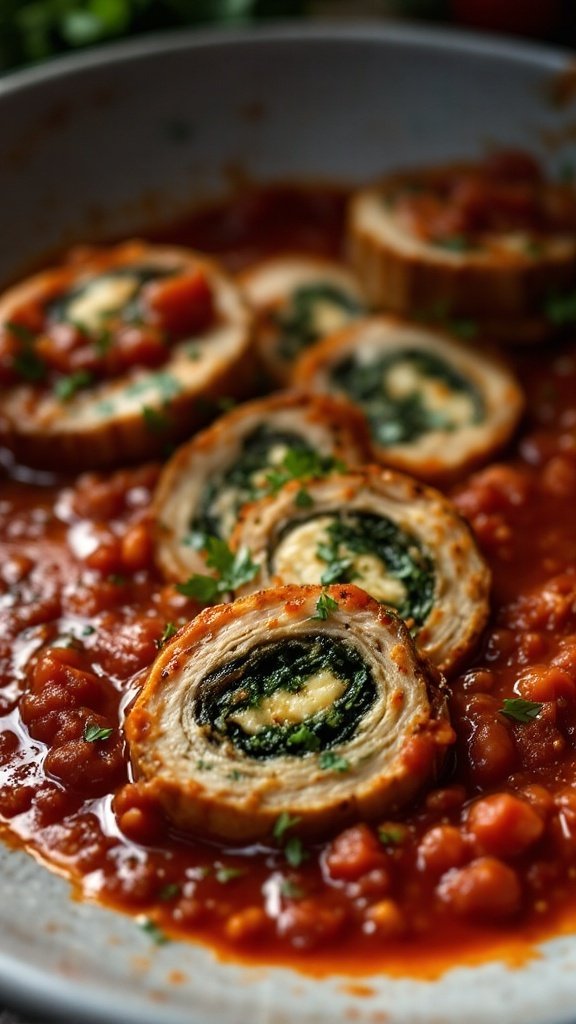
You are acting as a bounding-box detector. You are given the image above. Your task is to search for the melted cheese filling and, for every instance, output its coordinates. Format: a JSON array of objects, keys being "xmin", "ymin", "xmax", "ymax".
[
  {"xmin": 273, "ymin": 515, "xmax": 407, "ymax": 607},
  {"xmin": 385, "ymin": 360, "xmax": 476, "ymax": 427},
  {"xmin": 309, "ymin": 297, "xmax": 354, "ymax": 337},
  {"xmin": 66, "ymin": 274, "xmax": 140, "ymax": 331},
  {"xmin": 228, "ymin": 668, "xmax": 346, "ymax": 735}
]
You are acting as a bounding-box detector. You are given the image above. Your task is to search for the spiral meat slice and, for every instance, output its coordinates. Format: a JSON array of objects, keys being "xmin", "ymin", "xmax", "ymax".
[
  {"xmin": 293, "ymin": 316, "xmax": 523, "ymax": 483},
  {"xmin": 231, "ymin": 466, "xmax": 490, "ymax": 673},
  {"xmin": 0, "ymin": 241, "xmax": 253, "ymax": 468},
  {"xmin": 152, "ymin": 391, "xmax": 371, "ymax": 581},
  {"xmin": 238, "ymin": 255, "xmax": 366, "ymax": 383},
  {"xmin": 126, "ymin": 584, "xmax": 454, "ymax": 841},
  {"xmin": 348, "ymin": 155, "xmax": 576, "ymax": 344}
]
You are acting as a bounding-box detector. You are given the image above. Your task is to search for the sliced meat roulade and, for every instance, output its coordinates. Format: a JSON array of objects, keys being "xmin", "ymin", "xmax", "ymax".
[
  {"xmin": 126, "ymin": 584, "xmax": 454, "ymax": 842},
  {"xmin": 153, "ymin": 391, "xmax": 371, "ymax": 582},
  {"xmin": 231, "ymin": 466, "xmax": 490, "ymax": 673},
  {"xmin": 348, "ymin": 152, "xmax": 576, "ymax": 344},
  {"xmin": 238, "ymin": 254, "xmax": 366, "ymax": 383},
  {"xmin": 0, "ymin": 240, "xmax": 253, "ymax": 468},
  {"xmin": 293, "ymin": 316, "xmax": 523, "ymax": 483}
]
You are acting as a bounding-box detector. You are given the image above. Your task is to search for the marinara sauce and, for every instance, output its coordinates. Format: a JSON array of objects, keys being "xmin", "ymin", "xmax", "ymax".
[{"xmin": 1, "ymin": 186, "xmax": 576, "ymax": 977}]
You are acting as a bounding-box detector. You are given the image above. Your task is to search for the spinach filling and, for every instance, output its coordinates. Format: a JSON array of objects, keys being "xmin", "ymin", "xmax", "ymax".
[
  {"xmin": 276, "ymin": 511, "xmax": 435, "ymax": 627},
  {"xmin": 191, "ymin": 426, "xmax": 315, "ymax": 540},
  {"xmin": 47, "ymin": 265, "xmax": 175, "ymax": 332},
  {"xmin": 275, "ymin": 283, "xmax": 364, "ymax": 362},
  {"xmin": 330, "ymin": 349, "xmax": 484, "ymax": 446},
  {"xmin": 194, "ymin": 635, "xmax": 376, "ymax": 759}
]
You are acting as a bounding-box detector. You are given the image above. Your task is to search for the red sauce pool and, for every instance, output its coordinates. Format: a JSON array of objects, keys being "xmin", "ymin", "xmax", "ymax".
[{"xmin": 1, "ymin": 186, "xmax": 576, "ymax": 976}]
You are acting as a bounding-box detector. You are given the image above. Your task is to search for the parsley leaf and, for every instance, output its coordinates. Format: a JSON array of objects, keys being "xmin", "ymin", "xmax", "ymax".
[
  {"xmin": 284, "ymin": 836, "xmax": 308, "ymax": 869},
  {"xmin": 378, "ymin": 824, "xmax": 406, "ymax": 847},
  {"xmin": 265, "ymin": 449, "xmax": 346, "ymax": 497},
  {"xmin": 215, "ymin": 865, "xmax": 246, "ymax": 884},
  {"xmin": 142, "ymin": 404, "xmax": 170, "ymax": 433},
  {"xmin": 312, "ymin": 591, "xmax": 339, "ymax": 621},
  {"xmin": 158, "ymin": 883, "xmax": 180, "ymax": 902},
  {"xmin": 545, "ymin": 290, "xmax": 576, "ymax": 327},
  {"xmin": 500, "ymin": 697, "xmax": 543, "ymax": 724},
  {"xmin": 6, "ymin": 320, "xmax": 46, "ymax": 382},
  {"xmin": 176, "ymin": 538, "xmax": 258, "ymax": 604},
  {"xmin": 280, "ymin": 878, "xmax": 304, "ymax": 899},
  {"xmin": 156, "ymin": 621, "xmax": 178, "ymax": 649},
  {"xmin": 273, "ymin": 812, "xmax": 301, "ymax": 842},
  {"xmin": 54, "ymin": 369, "xmax": 94, "ymax": 402},
  {"xmin": 139, "ymin": 918, "xmax": 170, "ymax": 946},
  {"xmin": 84, "ymin": 722, "xmax": 113, "ymax": 743},
  {"xmin": 294, "ymin": 487, "xmax": 314, "ymax": 508},
  {"xmin": 319, "ymin": 751, "xmax": 350, "ymax": 773}
]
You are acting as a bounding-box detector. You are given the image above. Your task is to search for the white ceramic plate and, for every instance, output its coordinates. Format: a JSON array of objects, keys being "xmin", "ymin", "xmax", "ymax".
[{"xmin": 1, "ymin": 22, "xmax": 576, "ymax": 1024}]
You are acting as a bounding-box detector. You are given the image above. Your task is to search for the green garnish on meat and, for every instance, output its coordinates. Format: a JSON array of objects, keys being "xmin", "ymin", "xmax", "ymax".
[{"xmin": 275, "ymin": 282, "xmax": 364, "ymax": 361}]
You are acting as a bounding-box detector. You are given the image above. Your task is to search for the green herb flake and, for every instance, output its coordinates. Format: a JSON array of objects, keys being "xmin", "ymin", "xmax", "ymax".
[
  {"xmin": 84, "ymin": 722, "xmax": 113, "ymax": 743},
  {"xmin": 265, "ymin": 449, "xmax": 346, "ymax": 497},
  {"xmin": 176, "ymin": 539, "xmax": 259, "ymax": 604},
  {"xmin": 318, "ymin": 751, "xmax": 350, "ymax": 773},
  {"xmin": 284, "ymin": 836, "xmax": 308, "ymax": 869},
  {"xmin": 280, "ymin": 879, "xmax": 304, "ymax": 900},
  {"xmin": 142, "ymin": 404, "xmax": 170, "ymax": 434},
  {"xmin": 108, "ymin": 573, "xmax": 127, "ymax": 587},
  {"xmin": 185, "ymin": 343, "xmax": 202, "ymax": 360},
  {"xmin": 545, "ymin": 291, "xmax": 576, "ymax": 327},
  {"xmin": 227, "ymin": 769, "xmax": 245, "ymax": 781},
  {"xmin": 294, "ymin": 487, "xmax": 314, "ymax": 508},
  {"xmin": 287, "ymin": 724, "xmax": 320, "ymax": 752},
  {"xmin": 159, "ymin": 883, "xmax": 181, "ymax": 903},
  {"xmin": 139, "ymin": 918, "xmax": 170, "ymax": 946},
  {"xmin": 312, "ymin": 591, "xmax": 339, "ymax": 621},
  {"xmin": 500, "ymin": 697, "xmax": 543, "ymax": 724},
  {"xmin": 156, "ymin": 621, "xmax": 178, "ymax": 649},
  {"xmin": 273, "ymin": 812, "xmax": 301, "ymax": 842},
  {"xmin": 432, "ymin": 235, "xmax": 474, "ymax": 253},
  {"xmin": 196, "ymin": 759, "xmax": 213, "ymax": 771},
  {"xmin": 54, "ymin": 369, "xmax": 94, "ymax": 402},
  {"xmin": 215, "ymin": 865, "xmax": 246, "ymax": 884},
  {"xmin": 378, "ymin": 824, "xmax": 406, "ymax": 847},
  {"xmin": 82, "ymin": 624, "xmax": 96, "ymax": 636}
]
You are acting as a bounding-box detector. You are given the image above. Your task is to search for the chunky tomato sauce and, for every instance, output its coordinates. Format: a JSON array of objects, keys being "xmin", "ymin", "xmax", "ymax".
[{"xmin": 2, "ymin": 187, "xmax": 576, "ymax": 976}]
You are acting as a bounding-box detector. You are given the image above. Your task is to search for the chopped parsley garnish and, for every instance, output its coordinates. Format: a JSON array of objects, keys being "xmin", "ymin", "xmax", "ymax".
[
  {"xmin": 312, "ymin": 591, "xmax": 339, "ymax": 621},
  {"xmin": 432, "ymin": 235, "xmax": 475, "ymax": 253},
  {"xmin": 6, "ymin": 321, "xmax": 46, "ymax": 382},
  {"xmin": 84, "ymin": 722, "xmax": 113, "ymax": 743},
  {"xmin": 54, "ymin": 369, "xmax": 94, "ymax": 402},
  {"xmin": 141, "ymin": 404, "xmax": 170, "ymax": 433},
  {"xmin": 156, "ymin": 621, "xmax": 178, "ymax": 649},
  {"xmin": 265, "ymin": 449, "xmax": 346, "ymax": 497},
  {"xmin": 545, "ymin": 290, "xmax": 576, "ymax": 327},
  {"xmin": 158, "ymin": 883, "xmax": 181, "ymax": 902},
  {"xmin": 280, "ymin": 878, "xmax": 304, "ymax": 900},
  {"xmin": 284, "ymin": 836, "xmax": 308, "ymax": 869},
  {"xmin": 378, "ymin": 824, "xmax": 406, "ymax": 847},
  {"xmin": 273, "ymin": 812, "xmax": 301, "ymax": 842},
  {"xmin": 215, "ymin": 865, "xmax": 246, "ymax": 884},
  {"xmin": 294, "ymin": 487, "xmax": 314, "ymax": 508},
  {"xmin": 176, "ymin": 537, "xmax": 259, "ymax": 604},
  {"xmin": 318, "ymin": 751, "xmax": 350, "ymax": 773},
  {"xmin": 227, "ymin": 769, "xmax": 245, "ymax": 781},
  {"xmin": 500, "ymin": 697, "xmax": 543, "ymax": 724},
  {"xmin": 139, "ymin": 918, "xmax": 170, "ymax": 946},
  {"xmin": 287, "ymin": 724, "xmax": 321, "ymax": 752},
  {"xmin": 196, "ymin": 759, "xmax": 213, "ymax": 771}
]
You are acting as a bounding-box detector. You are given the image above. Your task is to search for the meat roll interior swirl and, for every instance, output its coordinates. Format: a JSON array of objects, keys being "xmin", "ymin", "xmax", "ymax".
[
  {"xmin": 293, "ymin": 315, "xmax": 524, "ymax": 482},
  {"xmin": 126, "ymin": 584, "xmax": 454, "ymax": 841},
  {"xmin": 153, "ymin": 391, "xmax": 371, "ymax": 581},
  {"xmin": 347, "ymin": 152, "xmax": 576, "ymax": 345},
  {"xmin": 0, "ymin": 241, "xmax": 253, "ymax": 468},
  {"xmin": 231, "ymin": 467, "xmax": 490, "ymax": 672},
  {"xmin": 238, "ymin": 254, "xmax": 366, "ymax": 384}
]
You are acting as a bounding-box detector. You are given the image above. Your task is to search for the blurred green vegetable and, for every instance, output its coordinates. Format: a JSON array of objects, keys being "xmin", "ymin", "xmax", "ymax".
[{"xmin": 0, "ymin": 0, "xmax": 307, "ymax": 71}]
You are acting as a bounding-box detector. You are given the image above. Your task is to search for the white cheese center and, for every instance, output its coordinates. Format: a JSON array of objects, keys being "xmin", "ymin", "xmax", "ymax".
[
  {"xmin": 309, "ymin": 297, "xmax": 354, "ymax": 337},
  {"xmin": 385, "ymin": 360, "xmax": 475, "ymax": 428},
  {"xmin": 229, "ymin": 668, "xmax": 346, "ymax": 735},
  {"xmin": 67, "ymin": 274, "xmax": 140, "ymax": 331},
  {"xmin": 273, "ymin": 515, "xmax": 407, "ymax": 607}
]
